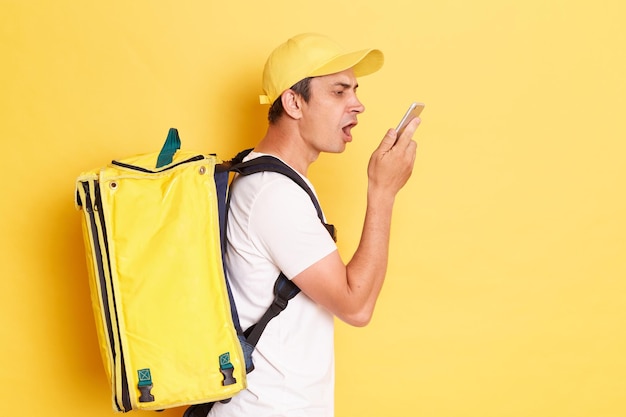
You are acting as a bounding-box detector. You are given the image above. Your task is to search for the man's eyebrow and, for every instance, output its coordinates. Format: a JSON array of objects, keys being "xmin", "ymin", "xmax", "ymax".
[{"xmin": 333, "ymin": 81, "xmax": 359, "ymax": 89}]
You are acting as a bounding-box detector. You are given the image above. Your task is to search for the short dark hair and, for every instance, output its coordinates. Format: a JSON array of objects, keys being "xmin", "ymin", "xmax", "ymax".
[{"xmin": 267, "ymin": 77, "xmax": 313, "ymax": 124}]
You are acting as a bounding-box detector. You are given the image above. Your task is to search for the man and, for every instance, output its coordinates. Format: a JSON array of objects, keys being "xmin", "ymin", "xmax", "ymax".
[{"xmin": 210, "ymin": 33, "xmax": 420, "ymax": 417}]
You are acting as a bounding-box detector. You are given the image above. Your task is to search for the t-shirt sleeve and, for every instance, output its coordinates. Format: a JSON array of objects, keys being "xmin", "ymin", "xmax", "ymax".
[{"xmin": 247, "ymin": 175, "xmax": 337, "ymax": 279}]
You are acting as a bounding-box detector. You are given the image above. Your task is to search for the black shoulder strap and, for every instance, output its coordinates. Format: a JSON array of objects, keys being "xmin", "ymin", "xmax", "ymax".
[
  {"xmin": 225, "ymin": 150, "xmax": 336, "ymax": 353},
  {"xmin": 230, "ymin": 153, "xmax": 337, "ymax": 240},
  {"xmin": 230, "ymin": 155, "xmax": 325, "ymax": 221},
  {"xmin": 243, "ymin": 273, "xmax": 300, "ymax": 347}
]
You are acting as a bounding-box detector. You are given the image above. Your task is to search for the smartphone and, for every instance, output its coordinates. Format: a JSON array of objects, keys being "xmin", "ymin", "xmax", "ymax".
[{"xmin": 395, "ymin": 102, "xmax": 425, "ymax": 138}]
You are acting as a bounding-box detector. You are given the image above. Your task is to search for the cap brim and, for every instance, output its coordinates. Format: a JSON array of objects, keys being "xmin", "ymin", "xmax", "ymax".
[{"xmin": 309, "ymin": 48, "xmax": 384, "ymax": 78}]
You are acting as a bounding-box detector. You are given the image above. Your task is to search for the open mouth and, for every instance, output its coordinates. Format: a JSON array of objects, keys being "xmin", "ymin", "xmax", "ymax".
[{"xmin": 342, "ymin": 120, "xmax": 358, "ymax": 140}]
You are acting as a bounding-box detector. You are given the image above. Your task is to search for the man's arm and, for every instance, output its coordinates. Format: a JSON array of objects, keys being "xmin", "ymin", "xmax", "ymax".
[{"xmin": 292, "ymin": 118, "xmax": 419, "ymax": 327}]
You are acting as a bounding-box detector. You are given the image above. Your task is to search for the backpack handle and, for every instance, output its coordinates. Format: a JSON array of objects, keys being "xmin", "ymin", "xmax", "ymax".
[{"xmin": 156, "ymin": 128, "xmax": 181, "ymax": 168}]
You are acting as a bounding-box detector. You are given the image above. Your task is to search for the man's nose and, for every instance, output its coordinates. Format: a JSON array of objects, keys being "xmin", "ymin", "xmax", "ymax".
[{"xmin": 351, "ymin": 97, "xmax": 365, "ymax": 114}]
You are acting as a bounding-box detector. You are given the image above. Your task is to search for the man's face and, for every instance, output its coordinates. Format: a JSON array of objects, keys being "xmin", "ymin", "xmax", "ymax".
[{"xmin": 299, "ymin": 68, "xmax": 365, "ymax": 154}]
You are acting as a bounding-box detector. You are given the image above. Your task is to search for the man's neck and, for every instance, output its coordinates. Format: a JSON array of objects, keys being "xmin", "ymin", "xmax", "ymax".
[{"xmin": 254, "ymin": 124, "xmax": 319, "ymax": 177}]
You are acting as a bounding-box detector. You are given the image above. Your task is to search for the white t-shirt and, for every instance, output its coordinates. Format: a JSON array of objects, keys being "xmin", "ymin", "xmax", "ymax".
[{"xmin": 210, "ymin": 152, "xmax": 338, "ymax": 417}]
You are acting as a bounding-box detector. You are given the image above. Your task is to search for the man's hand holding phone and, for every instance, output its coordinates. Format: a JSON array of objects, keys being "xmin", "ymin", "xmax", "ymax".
[{"xmin": 368, "ymin": 102, "xmax": 424, "ymax": 198}]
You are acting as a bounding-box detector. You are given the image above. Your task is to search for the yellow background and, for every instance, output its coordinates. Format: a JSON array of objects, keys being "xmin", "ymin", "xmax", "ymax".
[{"xmin": 1, "ymin": 1, "xmax": 624, "ymax": 416}]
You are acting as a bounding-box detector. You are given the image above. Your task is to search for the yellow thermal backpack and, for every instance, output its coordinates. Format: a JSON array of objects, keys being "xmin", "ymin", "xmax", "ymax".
[{"xmin": 75, "ymin": 128, "xmax": 331, "ymax": 412}]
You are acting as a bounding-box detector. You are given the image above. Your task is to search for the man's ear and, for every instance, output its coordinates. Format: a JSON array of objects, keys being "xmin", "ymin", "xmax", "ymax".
[{"xmin": 281, "ymin": 89, "xmax": 303, "ymax": 120}]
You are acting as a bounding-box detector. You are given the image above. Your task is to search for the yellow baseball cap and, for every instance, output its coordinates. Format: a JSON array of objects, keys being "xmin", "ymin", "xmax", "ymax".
[{"xmin": 259, "ymin": 33, "xmax": 384, "ymax": 104}]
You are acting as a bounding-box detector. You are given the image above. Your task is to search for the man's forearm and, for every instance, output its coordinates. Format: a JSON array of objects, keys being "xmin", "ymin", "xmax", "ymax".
[{"xmin": 345, "ymin": 191, "xmax": 396, "ymax": 325}]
